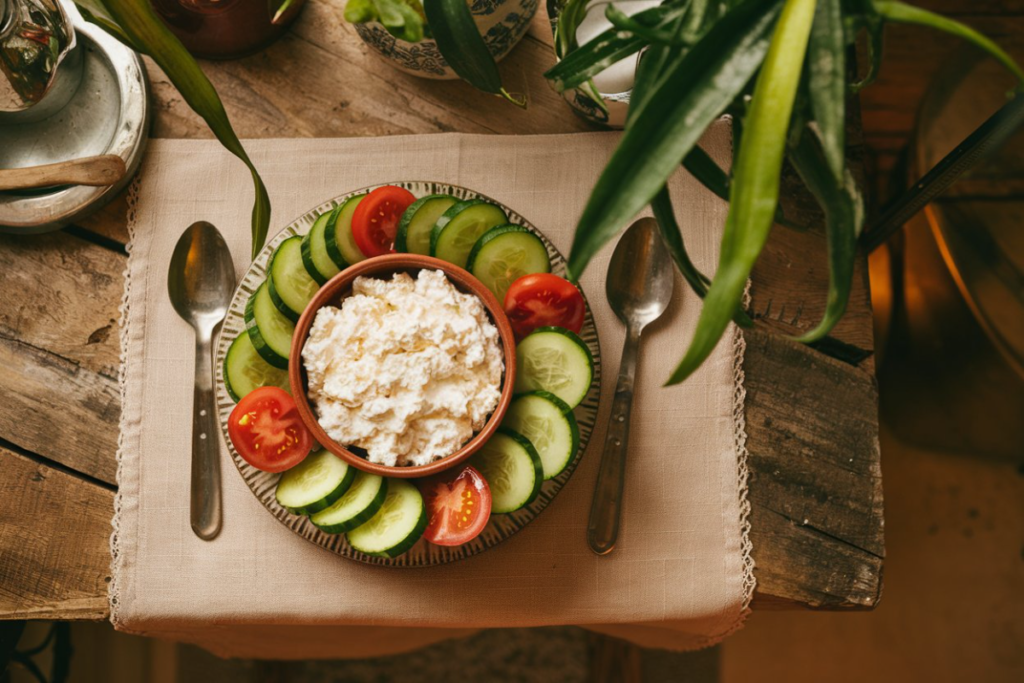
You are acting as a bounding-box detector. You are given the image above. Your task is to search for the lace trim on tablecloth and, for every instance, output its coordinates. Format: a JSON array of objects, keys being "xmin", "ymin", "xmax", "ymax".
[{"xmin": 109, "ymin": 174, "xmax": 141, "ymax": 628}]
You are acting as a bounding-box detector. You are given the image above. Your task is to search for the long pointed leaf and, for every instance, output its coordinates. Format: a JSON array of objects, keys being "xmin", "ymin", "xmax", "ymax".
[
  {"xmin": 75, "ymin": 1, "xmax": 136, "ymax": 47},
  {"xmin": 682, "ymin": 145, "xmax": 730, "ymax": 201},
  {"xmin": 423, "ymin": 0, "xmax": 524, "ymax": 106},
  {"xmin": 808, "ymin": 0, "xmax": 845, "ymax": 180},
  {"xmin": 99, "ymin": 0, "xmax": 271, "ymax": 259},
  {"xmin": 567, "ymin": 0, "xmax": 785, "ymax": 280},
  {"xmin": 652, "ymin": 186, "xmax": 755, "ymax": 327},
  {"xmin": 872, "ymin": 1, "xmax": 1024, "ymax": 82},
  {"xmin": 667, "ymin": 0, "xmax": 817, "ymax": 385},
  {"xmin": 789, "ymin": 124, "xmax": 864, "ymax": 342}
]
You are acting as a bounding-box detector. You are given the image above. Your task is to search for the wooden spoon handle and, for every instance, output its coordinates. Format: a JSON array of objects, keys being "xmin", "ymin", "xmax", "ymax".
[{"xmin": 0, "ymin": 155, "xmax": 127, "ymax": 191}]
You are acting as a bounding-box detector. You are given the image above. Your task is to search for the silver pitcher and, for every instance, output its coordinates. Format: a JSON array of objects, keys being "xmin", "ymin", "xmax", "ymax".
[{"xmin": 0, "ymin": 0, "xmax": 81, "ymax": 122}]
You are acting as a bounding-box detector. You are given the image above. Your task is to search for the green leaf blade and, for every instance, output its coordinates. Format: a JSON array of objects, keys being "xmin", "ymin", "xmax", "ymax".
[
  {"xmin": 789, "ymin": 126, "xmax": 863, "ymax": 343},
  {"xmin": 668, "ymin": 0, "xmax": 818, "ymax": 386},
  {"xmin": 99, "ymin": 0, "xmax": 271, "ymax": 259},
  {"xmin": 566, "ymin": 0, "xmax": 785, "ymax": 281},
  {"xmin": 808, "ymin": 0, "xmax": 846, "ymax": 181},
  {"xmin": 424, "ymin": 0, "xmax": 508, "ymax": 100}
]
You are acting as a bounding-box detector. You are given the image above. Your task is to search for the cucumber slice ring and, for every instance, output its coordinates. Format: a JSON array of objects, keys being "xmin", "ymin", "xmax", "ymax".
[{"xmin": 215, "ymin": 181, "xmax": 603, "ymax": 568}]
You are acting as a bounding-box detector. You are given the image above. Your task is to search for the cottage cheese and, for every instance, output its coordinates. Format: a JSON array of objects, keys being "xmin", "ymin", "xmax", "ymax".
[{"xmin": 302, "ymin": 269, "xmax": 504, "ymax": 467}]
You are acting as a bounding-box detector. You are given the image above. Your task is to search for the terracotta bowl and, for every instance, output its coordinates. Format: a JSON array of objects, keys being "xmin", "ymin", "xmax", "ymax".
[{"xmin": 289, "ymin": 254, "xmax": 517, "ymax": 479}]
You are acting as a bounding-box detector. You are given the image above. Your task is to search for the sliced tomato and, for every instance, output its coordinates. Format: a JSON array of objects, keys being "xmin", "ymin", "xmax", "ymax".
[
  {"xmin": 227, "ymin": 386, "xmax": 313, "ymax": 473},
  {"xmin": 351, "ymin": 185, "xmax": 417, "ymax": 257},
  {"xmin": 503, "ymin": 273, "xmax": 586, "ymax": 340},
  {"xmin": 418, "ymin": 465, "xmax": 492, "ymax": 546}
]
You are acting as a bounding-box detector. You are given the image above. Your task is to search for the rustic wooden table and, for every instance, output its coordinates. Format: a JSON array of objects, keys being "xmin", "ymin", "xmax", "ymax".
[{"xmin": 0, "ymin": 3, "xmax": 883, "ymax": 621}]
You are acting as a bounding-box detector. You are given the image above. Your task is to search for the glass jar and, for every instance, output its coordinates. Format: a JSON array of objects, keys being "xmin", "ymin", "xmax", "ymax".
[{"xmin": 151, "ymin": 0, "xmax": 306, "ymax": 60}]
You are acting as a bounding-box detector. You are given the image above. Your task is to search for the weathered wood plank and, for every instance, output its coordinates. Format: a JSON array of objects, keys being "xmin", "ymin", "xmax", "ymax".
[
  {"xmin": 143, "ymin": 6, "xmax": 587, "ymax": 142},
  {"xmin": 0, "ymin": 231, "xmax": 123, "ymax": 484},
  {"xmin": 0, "ymin": 446, "xmax": 111, "ymax": 620},
  {"xmin": 0, "ymin": 232, "xmax": 123, "ymax": 379},
  {"xmin": 744, "ymin": 331, "xmax": 883, "ymax": 609}
]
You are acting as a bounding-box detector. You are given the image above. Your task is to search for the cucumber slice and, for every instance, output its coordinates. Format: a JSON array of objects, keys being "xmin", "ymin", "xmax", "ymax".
[
  {"xmin": 395, "ymin": 194, "xmax": 456, "ymax": 255},
  {"xmin": 501, "ymin": 391, "xmax": 579, "ymax": 480},
  {"xmin": 223, "ymin": 332, "xmax": 290, "ymax": 402},
  {"xmin": 466, "ymin": 224, "xmax": 551, "ymax": 302},
  {"xmin": 346, "ymin": 479, "xmax": 427, "ymax": 557},
  {"xmin": 244, "ymin": 282, "xmax": 295, "ymax": 369},
  {"xmin": 311, "ymin": 472, "xmax": 388, "ymax": 534},
  {"xmin": 430, "ymin": 199, "xmax": 508, "ymax": 268},
  {"xmin": 514, "ymin": 327, "xmax": 593, "ymax": 409},
  {"xmin": 275, "ymin": 449, "xmax": 355, "ymax": 515},
  {"xmin": 471, "ymin": 428, "xmax": 543, "ymax": 513},
  {"xmin": 301, "ymin": 212, "xmax": 341, "ymax": 285},
  {"xmin": 325, "ymin": 194, "xmax": 367, "ymax": 267},
  {"xmin": 268, "ymin": 236, "xmax": 320, "ymax": 322}
]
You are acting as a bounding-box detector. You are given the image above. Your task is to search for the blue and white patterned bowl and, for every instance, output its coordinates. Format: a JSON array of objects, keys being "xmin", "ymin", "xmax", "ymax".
[{"xmin": 354, "ymin": 0, "xmax": 539, "ymax": 80}]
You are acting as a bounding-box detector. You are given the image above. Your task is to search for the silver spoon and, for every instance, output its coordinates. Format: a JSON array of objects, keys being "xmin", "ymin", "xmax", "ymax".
[
  {"xmin": 587, "ymin": 217, "xmax": 675, "ymax": 555},
  {"xmin": 168, "ymin": 222, "xmax": 236, "ymax": 541}
]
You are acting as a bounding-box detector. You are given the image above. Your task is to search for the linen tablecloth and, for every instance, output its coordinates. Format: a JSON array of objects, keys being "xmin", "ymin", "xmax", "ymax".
[{"xmin": 110, "ymin": 125, "xmax": 754, "ymax": 658}]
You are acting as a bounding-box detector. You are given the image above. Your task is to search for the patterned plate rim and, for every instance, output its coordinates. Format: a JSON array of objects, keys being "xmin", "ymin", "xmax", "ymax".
[{"xmin": 215, "ymin": 181, "xmax": 603, "ymax": 567}]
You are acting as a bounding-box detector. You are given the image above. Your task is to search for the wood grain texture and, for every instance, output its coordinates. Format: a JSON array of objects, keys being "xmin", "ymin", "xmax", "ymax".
[
  {"xmin": 0, "ymin": 0, "xmax": 893, "ymax": 620},
  {"xmin": 0, "ymin": 232, "xmax": 123, "ymax": 485},
  {"xmin": 0, "ymin": 446, "xmax": 112, "ymax": 620},
  {"xmin": 743, "ymin": 331, "xmax": 884, "ymax": 609}
]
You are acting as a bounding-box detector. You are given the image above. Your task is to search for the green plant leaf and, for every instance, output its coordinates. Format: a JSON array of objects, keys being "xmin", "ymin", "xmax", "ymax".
[
  {"xmin": 566, "ymin": 0, "xmax": 784, "ymax": 281},
  {"xmin": 423, "ymin": 0, "xmax": 524, "ymax": 107},
  {"xmin": 652, "ymin": 186, "xmax": 755, "ymax": 327},
  {"xmin": 605, "ymin": 4, "xmax": 685, "ymax": 45},
  {"xmin": 97, "ymin": 0, "xmax": 270, "ymax": 260},
  {"xmin": 667, "ymin": 0, "xmax": 817, "ymax": 386},
  {"xmin": 554, "ymin": 0, "xmax": 591, "ymax": 58},
  {"xmin": 788, "ymin": 124, "xmax": 864, "ymax": 342},
  {"xmin": 74, "ymin": 0, "xmax": 137, "ymax": 48},
  {"xmin": 872, "ymin": 1, "xmax": 1024, "ymax": 82},
  {"xmin": 808, "ymin": 0, "xmax": 845, "ymax": 181},
  {"xmin": 845, "ymin": 14, "xmax": 883, "ymax": 93},
  {"xmin": 682, "ymin": 144, "xmax": 730, "ymax": 202}
]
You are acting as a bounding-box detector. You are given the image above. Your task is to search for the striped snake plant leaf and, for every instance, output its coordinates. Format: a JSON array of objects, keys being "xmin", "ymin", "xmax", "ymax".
[
  {"xmin": 667, "ymin": 0, "xmax": 818, "ymax": 385},
  {"xmin": 565, "ymin": 0, "xmax": 784, "ymax": 281},
  {"xmin": 89, "ymin": 0, "xmax": 271, "ymax": 260},
  {"xmin": 423, "ymin": 0, "xmax": 524, "ymax": 107},
  {"xmin": 808, "ymin": 0, "xmax": 846, "ymax": 181}
]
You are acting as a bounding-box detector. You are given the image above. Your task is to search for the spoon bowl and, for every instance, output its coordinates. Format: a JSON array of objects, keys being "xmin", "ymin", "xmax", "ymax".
[
  {"xmin": 168, "ymin": 221, "xmax": 236, "ymax": 329},
  {"xmin": 605, "ymin": 217, "xmax": 675, "ymax": 331}
]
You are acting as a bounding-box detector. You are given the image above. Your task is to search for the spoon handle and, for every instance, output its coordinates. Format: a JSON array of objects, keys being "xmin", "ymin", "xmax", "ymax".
[
  {"xmin": 190, "ymin": 328, "xmax": 222, "ymax": 540},
  {"xmin": 587, "ymin": 324, "xmax": 641, "ymax": 555}
]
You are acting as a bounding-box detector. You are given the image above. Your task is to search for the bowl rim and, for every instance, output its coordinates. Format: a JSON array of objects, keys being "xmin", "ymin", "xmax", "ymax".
[{"xmin": 288, "ymin": 253, "xmax": 517, "ymax": 479}]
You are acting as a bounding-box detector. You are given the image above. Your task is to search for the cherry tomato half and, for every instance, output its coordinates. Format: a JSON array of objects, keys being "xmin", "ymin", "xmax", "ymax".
[
  {"xmin": 227, "ymin": 386, "xmax": 313, "ymax": 473},
  {"xmin": 503, "ymin": 273, "xmax": 586, "ymax": 340},
  {"xmin": 418, "ymin": 465, "xmax": 492, "ymax": 546},
  {"xmin": 351, "ymin": 185, "xmax": 417, "ymax": 257}
]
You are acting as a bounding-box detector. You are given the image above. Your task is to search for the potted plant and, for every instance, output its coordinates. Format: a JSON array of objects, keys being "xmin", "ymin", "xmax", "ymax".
[
  {"xmin": 544, "ymin": 0, "xmax": 1023, "ymax": 384},
  {"xmin": 344, "ymin": 0, "xmax": 534, "ymax": 105}
]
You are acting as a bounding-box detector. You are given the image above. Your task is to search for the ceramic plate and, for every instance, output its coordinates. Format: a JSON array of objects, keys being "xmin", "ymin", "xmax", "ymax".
[{"xmin": 215, "ymin": 181, "xmax": 602, "ymax": 567}]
